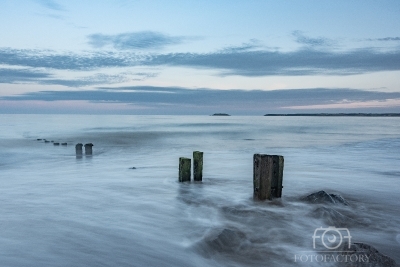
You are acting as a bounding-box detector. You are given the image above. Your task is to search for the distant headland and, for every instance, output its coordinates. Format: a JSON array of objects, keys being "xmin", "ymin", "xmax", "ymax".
[
  {"xmin": 212, "ymin": 113, "xmax": 231, "ymax": 116},
  {"xmin": 264, "ymin": 113, "xmax": 400, "ymax": 117}
]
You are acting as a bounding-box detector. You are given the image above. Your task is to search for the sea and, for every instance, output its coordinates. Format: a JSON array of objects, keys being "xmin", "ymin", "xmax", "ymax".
[{"xmin": 0, "ymin": 114, "xmax": 399, "ymax": 267}]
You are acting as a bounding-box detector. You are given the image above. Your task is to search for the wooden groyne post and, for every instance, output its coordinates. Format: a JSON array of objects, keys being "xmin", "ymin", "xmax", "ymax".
[
  {"xmin": 193, "ymin": 151, "xmax": 203, "ymax": 181},
  {"xmin": 179, "ymin": 157, "xmax": 191, "ymax": 182},
  {"xmin": 253, "ymin": 154, "xmax": 284, "ymax": 200},
  {"xmin": 84, "ymin": 143, "xmax": 93, "ymax": 155},
  {"xmin": 75, "ymin": 143, "xmax": 83, "ymax": 156}
]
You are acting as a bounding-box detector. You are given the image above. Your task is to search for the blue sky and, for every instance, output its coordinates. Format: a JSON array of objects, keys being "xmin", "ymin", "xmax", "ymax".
[{"xmin": 1, "ymin": 0, "xmax": 400, "ymax": 114}]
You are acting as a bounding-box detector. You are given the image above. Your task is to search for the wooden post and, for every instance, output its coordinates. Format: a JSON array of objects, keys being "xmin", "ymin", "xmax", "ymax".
[
  {"xmin": 271, "ymin": 155, "xmax": 284, "ymax": 198},
  {"xmin": 84, "ymin": 143, "xmax": 93, "ymax": 155},
  {"xmin": 179, "ymin": 157, "xmax": 191, "ymax": 182},
  {"xmin": 75, "ymin": 143, "xmax": 83, "ymax": 156},
  {"xmin": 253, "ymin": 154, "xmax": 270, "ymax": 200},
  {"xmin": 193, "ymin": 151, "xmax": 203, "ymax": 181},
  {"xmin": 253, "ymin": 154, "xmax": 284, "ymax": 200}
]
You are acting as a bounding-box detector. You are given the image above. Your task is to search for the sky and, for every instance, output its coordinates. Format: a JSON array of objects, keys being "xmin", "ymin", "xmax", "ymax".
[{"xmin": 1, "ymin": 0, "xmax": 400, "ymax": 115}]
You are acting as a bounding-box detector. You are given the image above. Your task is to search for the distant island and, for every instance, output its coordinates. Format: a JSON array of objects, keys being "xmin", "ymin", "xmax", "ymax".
[
  {"xmin": 264, "ymin": 113, "xmax": 400, "ymax": 117},
  {"xmin": 212, "ymin": 113, "xmax": 231, "ymax": 116}
]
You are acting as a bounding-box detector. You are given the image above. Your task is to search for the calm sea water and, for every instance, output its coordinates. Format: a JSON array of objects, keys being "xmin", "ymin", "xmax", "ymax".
[{"xmin": 0, "ymin": 115, "xmax": 399, "ymax": 267}]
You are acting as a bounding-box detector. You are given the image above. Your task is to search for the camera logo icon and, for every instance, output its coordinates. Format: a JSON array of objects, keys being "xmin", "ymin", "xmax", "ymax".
[{"xmin": 312, "ymin": 226, "xmax": 352, "ymax": 250}]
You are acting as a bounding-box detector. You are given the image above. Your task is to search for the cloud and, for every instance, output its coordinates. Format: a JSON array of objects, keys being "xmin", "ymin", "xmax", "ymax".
[
  {"xmin": 39, "ymin": 74, "xmax": 128, "ymax": 87},
  {"xmin": 3, "ymin": 86, "xmax": 400, "ymax": 112},
  {"xmin": 2, "ymin": 42, "xmax": 400, "ymax": 78},
  {"xmin": 0, "ymin": 48, "xmax": 133, "ymax": 70},
  {"xmin": 34, "ymin": 0, "xmax": 64, "ymax": 11},
  {"xmin": 222, "ymin": 39, "xmax": 263, "ymax": 53},
  {"xmin": 285, "ymin": 98, "xmax": 400, "ymax": 110},
  {"xmin": 38, "ymin": 72, "xmax": 157, "ymax": 87},
  {"xmin": 370, "ymin": 37, "xmax": 400, "ymax": 41},
  {"xmin": 88, "ymin": 31, "xmax": 185, "ymax": 50},
  {"xmin": 0, "ymin": 66, "xmax": 157, "ymax": 87},
  {"xmin": 292, "ymin": 31, "xmax": 334, "ymax": 47},
  {"xmin": 0, "ymin": 68, "xmax": 51, "ymax": 83},
  {"xmin": 145, "ymin": 48, "xmax": 400, "ymax": 76}
]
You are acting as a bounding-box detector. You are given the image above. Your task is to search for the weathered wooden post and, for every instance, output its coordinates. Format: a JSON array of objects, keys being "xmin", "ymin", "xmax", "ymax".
[
  {"xmin": 273, "ymin": 155, "xmax": 284, "ymax": 198},
  {"xmin": 179, "ymin": 157, "xmax": 191, "ymax": 182},
  {"xmin": 75, "ymin": 143, "xmax": 83, "ymax": 156},
  {"xmin": 253, "ymin": 154, "xmax": 284, "ymax": 200},
  {"xmin": 84, "ymin": 143, "xmax": 93, "ymax": 155},
  {"xmin": 193, "ymin": 151, "xmax": 203, "ymax": 181}
]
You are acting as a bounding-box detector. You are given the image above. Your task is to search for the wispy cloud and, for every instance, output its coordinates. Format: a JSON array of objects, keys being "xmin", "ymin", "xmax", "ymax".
[
  {"xmin": 0, "ymin": 68, "xmax": 51, "ymax": 83},
  {"xmin": 88, "ymin": 31, "xmax": 185, "ymax": 50},
  {"xmin": 285, "ymin": 98, "xmax": 400, "ymax": 110},
  {"xmin": 39, "ymin": 74, "xmax": 129, "ymax": 87},
  {"xmin": 38, "ymin": 72, "xmax": 157, "ymax": 87},
  {"xmin": 222, "ymin": 39, "xmax": 263, "ymax": 53},
  {"xmin": 34, "ymin": 0, "xmax": 64, "ymax": 11},
  {"xmin": 2, "ymin": 86, "xmax": 400, "ymax": 114},
  {"xmin": 2, "ymin": 38, "xmax": 400, "ymax": 80},
  {"xmin": 0, "ymin": 48, "xmax": 133, "ymax": 70},
  {"xmin": 369, "ymin": 37, "xmax": 400, "ymax": 42},
  {"xmin": 144, "ymin": 48, "xmax": 400, "ymax": 76},
  {"xmin": 292, "ymin": 31, "xmax": 334, "ymax": 47},
  {"xmin": 0, "ymin": 66, "xmax": 157, "ymax": 87}
]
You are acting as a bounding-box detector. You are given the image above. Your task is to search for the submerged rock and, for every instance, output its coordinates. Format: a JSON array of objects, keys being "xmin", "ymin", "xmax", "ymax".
[
  {"xmin": 202, "ymin": 228, "xmax": 246, "ymax": 253},
  {"xmin": 303, "ymin": 190, "xmax": 348, "ymax": 205},
  {"xmin": 129, "ymin": 167, "xmax": 137, "ymax": 169},
  {"xmin": 310, "ymin": 207, "xmax": 357, "ymax": 227},
  {"xmin": 339, "ymin": 242, "xmax": 396, "ymax": 267},
  {"xmin": 195, "ymin": 226, "xmax": 292, "ymax": 264}
]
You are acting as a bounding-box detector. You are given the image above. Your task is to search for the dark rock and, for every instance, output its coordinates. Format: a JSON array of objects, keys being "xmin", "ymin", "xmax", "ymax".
[
  {"xmin": 212, "ymin": 113, "xmax": 230, "ymax": 116},
  {"xmin": 53, "ymin": 142, "xmax": 60, "ymax": 146},
  {"xmin": 44, "ymin": 140, "xmax": 50, "ymax": 143},
  {"xmin": 37, "ymin": 138, "xmax": 42, "ymax": 141},
  {"xmin": 310, "ymin": 207, "xmax": 355, "ymax": 227},
  {"xmin": 61, "ymin": 143, "xmax": 67, "ymax": 146},
  {"xmin": 203, "ymin": 228, "xmax": 246, "ymax": 253},
  {"xmin": 303, "ymin": 190, "xmax": 348, "ymax": 205},
  {"xmin": 129, "ymin": 167, "xmax": 137, "ymax": 169},
  {"xmin": 329, "ymin": 193, "xmax": 348, "ymax": 205},
  {"xmin": 339, "ymin": 242, "xmax": 396, "ymax": 267}
]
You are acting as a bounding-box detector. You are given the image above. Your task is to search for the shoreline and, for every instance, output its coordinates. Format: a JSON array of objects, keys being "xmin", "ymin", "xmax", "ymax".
[{"xmin": 264, "ymin": 113, "xmax": 400, "ymax": 117}]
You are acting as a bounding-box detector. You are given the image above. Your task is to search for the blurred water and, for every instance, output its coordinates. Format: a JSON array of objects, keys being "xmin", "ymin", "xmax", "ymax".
[{"xmin": 0, "ymin": 115, "xmax": 399, "ymax": 266}]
